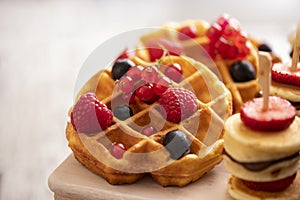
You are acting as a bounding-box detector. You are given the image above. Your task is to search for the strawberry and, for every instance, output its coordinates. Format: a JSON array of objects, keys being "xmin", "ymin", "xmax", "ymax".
[
  {"xmin": 71, "ymin": 92, "xmax": 113, "ymax": 134},
  {"xmin": 240, "ymin": 96, "xmax": 296, "ymax": 132},
  {"xmin": 159, "ymin": 88, "xmax": 198, "ymax": 123},
  {"xmin": 272, "ymin": 63, "xmax": 300, "ymax": 87},
  {"xmin": 145, "ymin": 38, "xmax": 183, "ymax": 62},
  {"xmin": 242, "ymin": 173, "xmax": 297, "ymax": 192}
]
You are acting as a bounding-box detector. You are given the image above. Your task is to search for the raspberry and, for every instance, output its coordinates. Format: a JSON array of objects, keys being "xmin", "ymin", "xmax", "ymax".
[
  {"xmin": 71, "ymin": 92, "xmax": 113, "ymax": 134},
  {"xmin": 240, "ymin": 96, "xmax": 296, "ymax": 132},
  {"xmin": 159, "ymin": 88, "xmax": 198, "ymax": 123},
  {"xmin": 272, "ymin": 63, "xmax": 300, "ymax": 87}
]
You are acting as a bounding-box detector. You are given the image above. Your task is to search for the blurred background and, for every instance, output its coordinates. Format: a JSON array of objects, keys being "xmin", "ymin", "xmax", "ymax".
[{"xmin": 0, "ymin": 0, "xmax": 299, "ymax": 199}]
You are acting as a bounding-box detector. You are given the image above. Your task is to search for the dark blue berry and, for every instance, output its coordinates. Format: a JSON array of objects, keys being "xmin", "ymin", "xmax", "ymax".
[
  {"xmin": 230, "ymin": 60, "xmax": 256, "ymax": 82},
  {"xmin": 163, "ymin": 130, "xmax": 190, "ymax": 160},
  {"xmin": 258, "ymin": 43, "xmax": 272, "ymax": 53},
  {"xmin": 112, "ymin": 59, "xmax": 135, "ymax": 80},
  {"xmin": 113, "ymin": 105, "xmax": 133, "ymax": 120}
]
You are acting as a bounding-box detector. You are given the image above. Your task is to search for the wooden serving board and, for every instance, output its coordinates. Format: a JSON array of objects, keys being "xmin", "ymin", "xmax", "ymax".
[{"xmin": 48, "ymin": 155, "xmax": 232, "ymax": 200}]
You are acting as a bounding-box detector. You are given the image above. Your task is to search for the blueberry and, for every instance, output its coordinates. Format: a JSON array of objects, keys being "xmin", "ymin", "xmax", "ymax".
[
  {"xmin": 258, "ymin": 43, "xmax": 272, "ymax": 53},
  {"xmin": 163, "ymin": 130, "xmax": 190, "ymax": 160},
  {"xmin": 230, "ymin": 60, "xmax": 256, "ymax": 82},
  {"xmin": 113, "ymin": 105, "xmax": 133, "ymax": 120},
  {"xmin": 112, "ymin": 59, "xmax": 135, "ymax": 80}
]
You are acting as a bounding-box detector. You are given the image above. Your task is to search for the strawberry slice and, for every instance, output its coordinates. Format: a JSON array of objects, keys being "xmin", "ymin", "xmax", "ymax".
[
  {"xmin": 240, "ymin": 96, "xmax": 296, "ymax": 131},
  {"xmin": 242, "ymin": 173, "xmax": 297, "ymax": 192},
  {"xmin": 272, "ymin": 63, "xmax": 300, "ymax": 87}
]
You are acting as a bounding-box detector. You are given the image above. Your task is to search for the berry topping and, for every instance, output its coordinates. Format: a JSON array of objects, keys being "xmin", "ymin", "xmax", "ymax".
[
  {"xmin": 272, "ymin": 63, "xmax": 300, "ymax": 87},
  {"xmin": 159, "ymin": 88, "xmax": 198, "ymax": 123},
  {"xmin": 163, "ymin": 63, "xmax": 183, "ymax": 83},
  {"xmin": 240, "ymin": 96, "xmax": 296, "ymax": 132},
  {"xmin": 242, "ymin": 173, "xmax": 297, "ymax": 192},
  {"xmin": 113, "ymin": 104, "xmax": 133, "ymax": 121},
  {"xmin": 163, "ymin": 130, "xmax": 190, "ymax": 160},
  {"xmin": 110, "ymin": 143, "xmax": 127, "ymax": 159},
  {"xmin": 126, "ymin": 65, "xmax": 143, "ymax": 82},
  {"xmin": 230, "ymin": 60, "xmax": 256, "ymax": 82},
  {"xmin": 204, "ymin": 14, "xmax": 250, "ymax": 60},
  {"xmin": 122, "ymin": 92, "xmax": 136, "ymax": 104},
  {"xmin": 141, "ymin": 125, "xmax": 157, "ymax": 137},
  {"xmin": 118, "ymin": 76, "xmax": 134, "ymax": 93},
  {"xmin": 258, "ymin": 43, "xmax": 272, "ymax": 53},
  {"xmin": 145, "ymin": 38, "xmax": 183, "ymax": 62},
  {"xmin": 71, "ymin": 93, "xmax": 113, "ymax": 134},
  {"xmin": 135, "ymin": 83, "xmax": 158, "ymax": 103},
  {"xmin": 112, "ymin": 59, "xmax": 135, "ymax": 80},
  {"xmin": 141, "ymin": 66, "xmax": 159, "ymax": 83},
  {"xmin": 178, "ymin": 25, "xmax": 197, "ymax": 41},
  {"xmin": 153, "ymin": 76, "xmax": 172, "ymax": 96}
]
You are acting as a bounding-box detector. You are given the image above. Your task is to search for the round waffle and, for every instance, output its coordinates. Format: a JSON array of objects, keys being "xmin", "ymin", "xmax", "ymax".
[
  {"xmin": 137, "ymin": 19, "xmax": 260, "ymax": 113},
  {"xmin": 66, "ymin": 55, "xmax": 232, "ymax": 186}
]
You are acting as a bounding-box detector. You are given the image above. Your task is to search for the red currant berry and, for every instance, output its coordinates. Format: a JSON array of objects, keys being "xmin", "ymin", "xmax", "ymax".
[
  {"xmin": 216, "ymin": 14, "xmax": 230, "ymax": 29},
  {"xmin": 126, "ymin": 65, "xmax": 143, "ymax": 82},
  {"xmin": 110, "ymin": 143, "xmax": 126, "ymax": 159},
  {"xmin": 141, "ymin": 125, "xmax": 157, "ymax": 136},
  {"xmin": 141, "ymin": 66, "xmax": 158, "ymax": 83},
  {"xmin": 178, "ymin": 25, "xmax": 197, "ymax": 41},
  {"xmin": 164, "ymin": 63, "xmax": 183, "ymax": 83},
  {"xmin": 118, "ymin": 76, "xmax": 134, "ymax": 93},
  {"xmin": 122, "ymin": 92, "xmax": 136, "ymax": 104},
  {"xmin": 223, "ymin": 24, "xmax": 240, "ymax": 38},
  {"xmin": 153, "ymin": 76, "xmax": 172, "ymax": 96},
  {"xmin": 135, "ymin": 83, "xmax": 156, "ymax": 102},
  {"xmin": 206, "ymin": 23, "xmax": 222, "ymax": 42}
]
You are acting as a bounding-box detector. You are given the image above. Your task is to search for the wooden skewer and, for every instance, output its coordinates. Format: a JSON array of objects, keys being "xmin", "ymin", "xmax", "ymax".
[
  {"xmin": 258, "ymin": 52, "xmax": 272, "ymax": 111},
  {"xmin": 291, "ymin": 20, "xmax": 300, "ymax": 72}
]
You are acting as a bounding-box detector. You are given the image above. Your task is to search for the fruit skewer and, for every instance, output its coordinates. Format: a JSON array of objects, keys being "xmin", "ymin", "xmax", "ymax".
[
  {"xmin": 291, "ymin": 20, "xmax": 300, "ymax": 72},
  {"xmin": 257, "ymin": 52, "xmax": 272, "ymax": 110}
]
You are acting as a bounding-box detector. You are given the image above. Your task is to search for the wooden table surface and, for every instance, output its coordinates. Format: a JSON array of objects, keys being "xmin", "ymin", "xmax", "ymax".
[{"xmin": 0, "ymin": 1, "xmax": 299, "ymax": 200}]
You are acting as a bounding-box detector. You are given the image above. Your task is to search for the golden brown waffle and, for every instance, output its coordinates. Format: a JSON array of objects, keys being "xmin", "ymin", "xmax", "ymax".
[
  {"xmin": 66, "ymin": 55, "xmax": 232, "ymax": 186},
  {"xmin": 137, "ymin": 20, "xmax": 260, "ymax": 113}
]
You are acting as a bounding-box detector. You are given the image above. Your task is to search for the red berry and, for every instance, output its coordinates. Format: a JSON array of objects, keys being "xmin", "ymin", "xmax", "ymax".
[
  {"xmin": 206, "ymin": 23, "xmax": 223, "ymax": 42},
  {"xmin": 240, "ymin": 96, "xmax": 296, "ymax": 132},
  {"xmin": 118, "ymin": 76, "xmax": 134, "ymax": 93},
  {"xmin": 223, "ymin": 24, "xmax": 240, "ymax": 37},
  {"xmin": 178, "ymin": 25, "xmax": 197, "ymax": 41},
  {"xmin": 242, "ymin": 173, "xmax": 297, "ymax": 192},
  {"xmin": 71, "ymin": 93, "xmax": 113, "ymax": 134},
  {"xmin": 216, "ymin": 14, "xmax": 230, "ymax": 29},
  {"xmin": 126, "ymin": 65, "xmax": 143, "ymax": 82},
  {"xmin": 153, "ymin": 76, "xmax": 172, "ymax": 96},
  {"xmin": 141, "ymin": 66, "xmax": 158, "ymax": 83},
  {"xmin": 141, "ymin": 125, "xmax": 157, "ymax": 136},
  {"xmin": 110, "ymin": 143, "xmax": 127, "ymax": 159},
  {"xmin": 145, "ymin": 38, "xmax": 183, "ymax": 62},
  {"xmin": 272, "ymin": 63, "xmax": 300, "ymax": 87},
  {"xmin": 159, "ymin": 88, "xmax": 198, "ymax": 123},
  {"xmin": 163, "ymin": 63, "xmax": 183, "ymax": 83},
  {"xmin": 135, "ymin": 83, "xmax": 157, "ymax": 103},
  {"xmin": 122, "ymin": 92, "xmax": 136, "ymax": 104}
]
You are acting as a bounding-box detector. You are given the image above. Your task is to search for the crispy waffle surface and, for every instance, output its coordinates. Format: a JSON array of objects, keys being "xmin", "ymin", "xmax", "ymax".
[
  {"xmin": 137, "ymin": 20, "xmax": 260, "ymax": 113},
  {"xmin": 66, "ymin": 55, "xmax": 232, "ymax": 187}
]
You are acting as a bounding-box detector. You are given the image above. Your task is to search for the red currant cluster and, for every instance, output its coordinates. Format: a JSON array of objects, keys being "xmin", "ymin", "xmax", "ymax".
[
  {"xmin": 117, "ymin": 63, "xmax": 183, "ymax": 104},
  {"xmin": 204, "ymin": 14, "xmax": 250, "ymax": 60}
]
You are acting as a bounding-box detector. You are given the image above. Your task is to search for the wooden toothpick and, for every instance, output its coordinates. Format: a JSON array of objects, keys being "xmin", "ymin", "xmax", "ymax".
[
  {"xmin": 291, "ymin": 20, "xmax": 300, "ymax": 72},
  {"xmin": 258, "ymin": 52, "xmax": 272, "ymax": 111}
]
